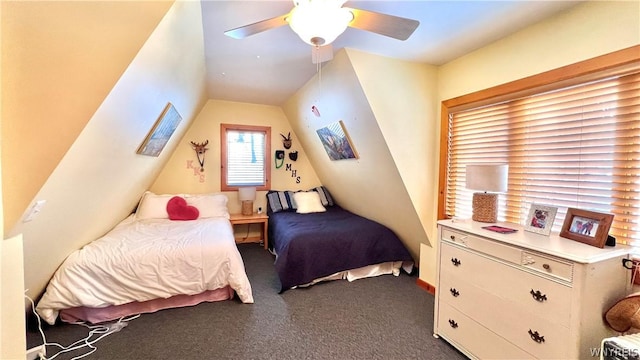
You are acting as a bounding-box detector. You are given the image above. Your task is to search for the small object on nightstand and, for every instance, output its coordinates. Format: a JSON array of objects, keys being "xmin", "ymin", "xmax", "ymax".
[
  {"xmin": 258, "ymin": 207, "xmax": 263, "ymax": 214},
  {"xmin": 238, "ymin": 186, "xmax": 256, "ymax": 216}
]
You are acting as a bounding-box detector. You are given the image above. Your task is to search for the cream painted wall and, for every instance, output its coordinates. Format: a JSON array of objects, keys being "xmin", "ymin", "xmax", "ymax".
[
  {"xmin": 1, "ymin": 0, "xmax": 174, "ymax": 231},
  {"xmin": 347, "ymin": 49, "xmax": 439, "ymax": 247},
  {"xmin": 8, "ymin": 0, "xmax": 209, "ymax": 301},
  {"xmin": 151, "ymin": 99, "xmax": 321, "ymax": 214},
  {"xmin": 1, "ymin": 17, "xmax": 26, "ymax": 353},
  {"xmin": 419, "ymin": 0, "xmax": 640, "ymax": 285},
  {"xmin": 282, "ymin": 49, "xmax": 425, "ymax": 263}
]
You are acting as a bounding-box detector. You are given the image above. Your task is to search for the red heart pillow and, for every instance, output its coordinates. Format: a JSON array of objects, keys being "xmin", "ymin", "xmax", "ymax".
[{"xmin": 166, "ymin": 196, "xmax": 199, "ymax": 221}]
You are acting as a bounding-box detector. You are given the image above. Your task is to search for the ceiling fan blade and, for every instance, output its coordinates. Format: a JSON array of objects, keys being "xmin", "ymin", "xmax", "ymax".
[
  {"xmin": 312, "ymin": 44, "xmax": 333, "ymax": 64},
  {"xmin": 224, "ymin": 13, "xmax": 290, "ymax": 39},
  {"xmin": 345, "ymin": 7, "xmax": 419, "ymax": 41}
]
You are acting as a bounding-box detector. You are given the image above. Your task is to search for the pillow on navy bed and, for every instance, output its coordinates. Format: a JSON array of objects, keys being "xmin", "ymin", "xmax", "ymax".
[
  {"xmin": 311, "ymin": 186, "xmax": 334, "ymax": 207},
  {"xmin": 267, "ymin": 190, "xmax": 297, "ymax": 213},
  {"xmin": 293, "ymin": 191, "xmax": 326, "ymax": 214}
]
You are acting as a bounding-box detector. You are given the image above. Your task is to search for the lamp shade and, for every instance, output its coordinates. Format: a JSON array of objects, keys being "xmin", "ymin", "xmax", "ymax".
[
  {"xmin": 465, "ymin": 164, "xmax": 508, "ymax": 193},
  {"xmin": 238, "ymin": 186, "xmax": 257, "ymax": 201},
  {"xmin": 288, "ymin": 0, "xmax": 354, "ymax": 46}
]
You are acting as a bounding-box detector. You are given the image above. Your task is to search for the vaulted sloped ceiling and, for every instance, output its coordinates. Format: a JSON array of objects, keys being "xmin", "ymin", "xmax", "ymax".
[{"xmin": 1, "ymin": 0, "xmax": 174, "ymax": 230}]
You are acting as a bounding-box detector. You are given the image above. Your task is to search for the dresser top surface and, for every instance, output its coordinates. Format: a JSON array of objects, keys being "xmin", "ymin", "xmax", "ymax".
[{"xmin": 438, "ymin": 219, "xmax": 632, "ymax": 263}]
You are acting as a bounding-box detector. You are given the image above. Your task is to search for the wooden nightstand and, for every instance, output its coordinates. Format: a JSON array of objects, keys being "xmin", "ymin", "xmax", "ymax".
[{"xmin": 229, "ymin": 213, "xmax": 269, "ymax": 249}]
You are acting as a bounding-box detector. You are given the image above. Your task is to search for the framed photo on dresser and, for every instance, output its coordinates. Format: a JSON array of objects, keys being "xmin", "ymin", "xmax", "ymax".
[
  {"xmin": 524, "ymin": 204, "xmax": 557, "ymax": 236},
  {"xmin": 559, "ymin": 208, "xmax": 614, "ymax": 248}
]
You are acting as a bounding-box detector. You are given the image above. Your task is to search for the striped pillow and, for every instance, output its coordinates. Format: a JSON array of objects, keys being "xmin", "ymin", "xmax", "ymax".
[
  {"xmin": 267, "ymin": 191, "xmax": 297, "ymax": 213},
  {"xmin": 312, "ymin": 186, "xmax": 334, "ymax": 207}
]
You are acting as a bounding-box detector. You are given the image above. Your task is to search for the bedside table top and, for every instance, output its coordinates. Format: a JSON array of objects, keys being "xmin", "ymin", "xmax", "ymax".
[{"xmin": 230, "ymin": 213, "xmax": 268, "ymax": 221}]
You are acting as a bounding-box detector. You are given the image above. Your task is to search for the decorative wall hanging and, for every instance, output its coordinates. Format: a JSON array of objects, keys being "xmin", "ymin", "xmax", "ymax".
[
  {"xmin": 185, "ymin": 160, "xmax": 206, "ymax": 183},
  {"xmin": 285, "ymin": 163, "xmax": 301, "ymax": 183},
  {"xmin": 275, "ymin": 150, "xmax": 285, "ymax": 169},
  {"xmin": 559, "ymin": 208, "xmax": 614, "ymax": 248},
  {"xmin": 311, "ymin": 105, "xmax": 321, "ymax": 117},
  {"xmin": 289, "ymin": 151, "xmax": 298, "ymax": 161},
  {"xmin": 281, "ymin": 133, "xmax": 293, "ymax": 149},
  {"xmin": 137, "ymin": 102, "xmax": 182, "ymax": 157},
  {"xmin": 316, "ymin": 120, "xmax": 358, "ymax": 160},
  {"xmin": 190, "ymin": 140, "xmax": 209, "ymax": 172}
]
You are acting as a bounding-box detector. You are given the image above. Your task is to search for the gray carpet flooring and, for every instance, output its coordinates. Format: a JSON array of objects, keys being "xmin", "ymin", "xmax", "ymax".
[{"xmin": 27, "ymin": 243, "xmax": 466, "ymax": 359}]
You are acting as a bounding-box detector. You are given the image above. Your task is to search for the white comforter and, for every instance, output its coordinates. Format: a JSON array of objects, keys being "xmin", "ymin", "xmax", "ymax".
[{"xmin": 36, "ymin": 215, "xmax": 254, "ymax": 325}]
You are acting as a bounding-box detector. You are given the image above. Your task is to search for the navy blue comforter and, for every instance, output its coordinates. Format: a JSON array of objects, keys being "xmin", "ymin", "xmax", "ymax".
[{"xmin": 269, "ymin": 206, "xmax": 414, "ymax": 292}]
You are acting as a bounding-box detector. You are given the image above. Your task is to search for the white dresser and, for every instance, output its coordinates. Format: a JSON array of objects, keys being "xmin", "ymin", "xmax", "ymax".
[{"xmin": 434, "ymin": 219, "xmax": 632, "ymax": 359}]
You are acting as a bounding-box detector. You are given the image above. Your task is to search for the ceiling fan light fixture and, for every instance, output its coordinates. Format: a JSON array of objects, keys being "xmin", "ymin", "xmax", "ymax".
[{"xmin": 288, "ymin": 0, "xmax": 354, "ymax": 46}]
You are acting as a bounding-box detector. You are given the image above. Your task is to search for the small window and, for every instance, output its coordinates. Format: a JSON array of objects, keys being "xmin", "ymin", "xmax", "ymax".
[{"xmin": 221, "ymin": 124, "xmax": 271, "ymax": 191}]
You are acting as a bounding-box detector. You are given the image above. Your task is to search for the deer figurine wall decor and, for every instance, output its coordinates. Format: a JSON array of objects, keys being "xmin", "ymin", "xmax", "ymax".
[
  {"xmin": 281, "ymin": 133, "xmax": 292, "ymax": 149},
  {"xmin": 190, "ymin": 140, "xmax": 209, "ymax": 172}
]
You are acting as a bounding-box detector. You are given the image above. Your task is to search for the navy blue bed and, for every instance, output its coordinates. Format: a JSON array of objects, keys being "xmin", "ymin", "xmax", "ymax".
[{"xmin": 268, "ymin": 204, "xmax": 414, "ymax": 292}]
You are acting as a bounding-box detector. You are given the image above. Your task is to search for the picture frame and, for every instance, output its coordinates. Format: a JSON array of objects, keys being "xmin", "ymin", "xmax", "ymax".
[
  {"xmin": 137, "ymin": 102, "xmax": 182, "ymax": 157},
  {"xmin": 559, "ymin": 208, "xmax": 614, "ymax": 248},
  {"xmin": 316, "ymin": 120, "xmax": 358, "ymax": 160},
  {"xmin": 524, "ymin": 204, "xmax": 558, "ymax": 236}
]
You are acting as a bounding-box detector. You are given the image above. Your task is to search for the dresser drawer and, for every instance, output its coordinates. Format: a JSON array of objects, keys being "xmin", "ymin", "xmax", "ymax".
[
  {"xmin": 522, "ymin": 251, "xmax": 573, "ymax": 282},
  {"xmin": 440, "ymin": 242, "xmax": 572, "ymax": 327},
  {"xmin": 439, "ymin": 273, "xmax": 568, "ymax": 360},
  {"xmin": 437, "ymin": 302, "xmax": 534, "ymax": 360},
  {"xmin": 442, "ymin": 227, "xmax": 522, "ymax": 264}
]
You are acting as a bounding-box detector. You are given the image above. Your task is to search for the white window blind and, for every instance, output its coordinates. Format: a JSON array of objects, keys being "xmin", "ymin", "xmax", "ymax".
[
  {"xmin": 226, "ymin": 129, "xmax": 266, "ymax": 187},
  {"xmin": 445, "ymin": 71, "xmax": 640, "ymax": 244}
]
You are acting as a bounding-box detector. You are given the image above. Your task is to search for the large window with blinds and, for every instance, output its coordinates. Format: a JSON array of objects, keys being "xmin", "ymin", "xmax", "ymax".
[
  {"xmin": 442, "ymin": 61, "xmax": 640, "ymax": 245},
  {"xmin": 221, "ymin": 124, "xmax": 271, "ymax": 191}
]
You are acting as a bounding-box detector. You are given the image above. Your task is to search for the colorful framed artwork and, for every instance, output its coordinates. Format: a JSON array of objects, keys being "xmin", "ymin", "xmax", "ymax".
[
  {"xmin": 137, "ymin": 102, "xmax": 182, "ymax": 157},
  {"xmin": 524, "ymin": 204, "xmax": 558, "ymax": 236},
  {"xmin": 559, "ymin": 207, "xmax": 614, "ymax": 248},
  {"xmin": 316, "ymin": 120, "xmax": 358, "ymax": 160}
]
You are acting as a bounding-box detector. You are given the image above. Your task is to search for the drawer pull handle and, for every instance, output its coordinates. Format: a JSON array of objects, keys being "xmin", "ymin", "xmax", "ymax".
[
  {"xmin": 542, "ymin": 263, "xmax": 551, "ymax": 270},
  {"xmin": 448, "ymin": 319, "xmax": 458, "ymax": 329},
  {"xmin": 451, "ymin": 258, "xmax": 461, "ymax": 266},
  {"xmin": 530, "ymin": 289, "xmax": 548, "ymax": 302},
  {"xmin": 450, "ymin": 288, "xmax": 460, "ymax": 297},
  {"xmin": 528, "ymin": 329, "xmax": 545, "ymax": 343}
]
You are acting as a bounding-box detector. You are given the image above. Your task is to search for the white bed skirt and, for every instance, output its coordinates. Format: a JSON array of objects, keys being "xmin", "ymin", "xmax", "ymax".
[{"xmin": 295, "ymin": 260, "xmax": 414, "ymax": 288}]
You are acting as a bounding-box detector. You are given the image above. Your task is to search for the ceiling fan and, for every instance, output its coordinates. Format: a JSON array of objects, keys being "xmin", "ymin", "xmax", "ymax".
[{"xmin": 224, "ymin": 0, "xmax": 420, "ymax": 63}]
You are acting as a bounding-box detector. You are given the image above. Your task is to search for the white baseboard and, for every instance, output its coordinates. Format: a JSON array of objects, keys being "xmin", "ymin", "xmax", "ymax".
[{"xmin": 26, "ymin": 345, "xmax": 45, "ymax": 360}]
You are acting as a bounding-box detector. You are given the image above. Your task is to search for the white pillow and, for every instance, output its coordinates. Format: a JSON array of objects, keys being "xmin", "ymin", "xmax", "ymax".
[
  {"xmin": 293, "ymin": 191, "xmax": 326, "ymax": 214},
  {"xmin": 136, "ymin": 191, "xmax": 173, "ymax": 219},
  {"xmin": 185, "ymin": 193, "xmax": 230, "ymax": 219}
]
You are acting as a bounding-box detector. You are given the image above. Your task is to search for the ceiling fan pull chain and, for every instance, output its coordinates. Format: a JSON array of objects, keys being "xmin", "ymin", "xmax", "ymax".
[{"xmin": 317, "ymin": 53, "xmax": 322, "ymax": 108}]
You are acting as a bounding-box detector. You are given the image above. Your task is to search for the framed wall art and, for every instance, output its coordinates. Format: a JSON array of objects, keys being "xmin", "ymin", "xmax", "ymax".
[
  {"xmin": 316, "ymin": 120, "xmax": 358, "ymax": 160},
  {"xmin": 559, "ymin": 207, "xmax": 614, "ymax": 248},
  {"xmin": 524, "ymin": 204, "xmax": 558, "ymax": 236},
  {"xmin": 137, "ymin": 102, "xmax": 182, "ymax": 157}
]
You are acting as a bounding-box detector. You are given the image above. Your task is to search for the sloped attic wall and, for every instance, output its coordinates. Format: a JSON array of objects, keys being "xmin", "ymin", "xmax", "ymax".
[
  {"xmin": 282, "ymin": 49, "xmax": 433, "ymax": 263},
  {"xmin": 8, "ymin": 0, "xmax": 208, "ymax": 301},
  {"xmin": 1, "ymin": 0, "xmax": 174, "ymax": 231}
]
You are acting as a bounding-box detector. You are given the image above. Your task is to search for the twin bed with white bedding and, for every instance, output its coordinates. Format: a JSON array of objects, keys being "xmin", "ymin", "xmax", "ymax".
[{"xmin": 36, "ymin": 192, "xmax": 253, "ymax": 325}]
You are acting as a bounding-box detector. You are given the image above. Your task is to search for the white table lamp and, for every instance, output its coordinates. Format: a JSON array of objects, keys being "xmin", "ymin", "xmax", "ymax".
[
  {"xmin": 238, "ymin": 186, "xmax": 256, "ymax": 216},
  {"xmin": 465, "ymin": 164, "xmax": 508, "ymax": 223}
]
